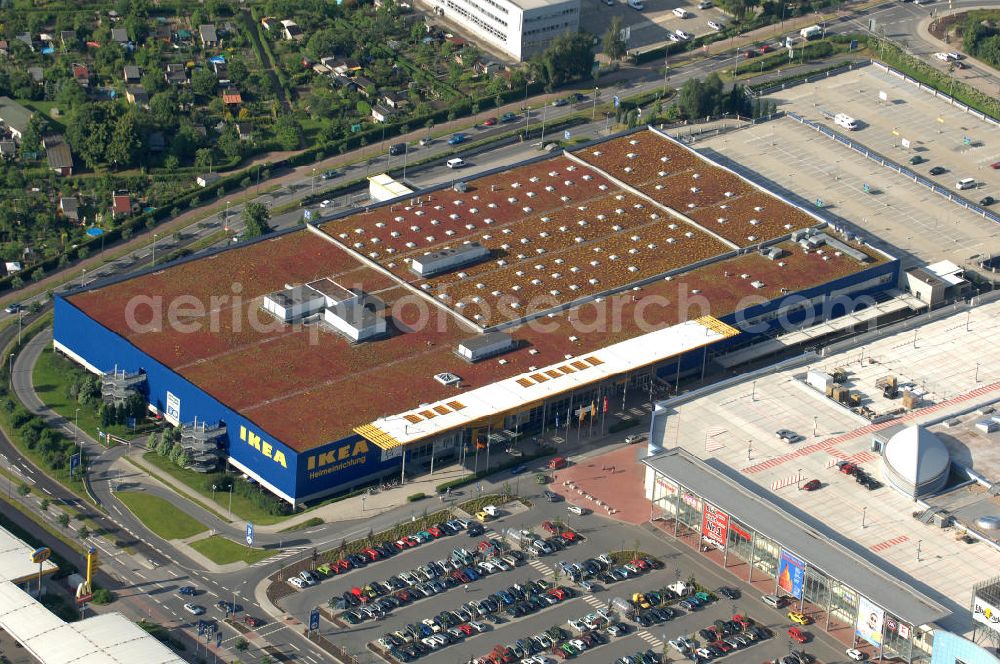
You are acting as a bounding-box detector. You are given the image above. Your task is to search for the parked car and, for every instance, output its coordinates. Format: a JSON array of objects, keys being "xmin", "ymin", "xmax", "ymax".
[
  {"xmin": 287, "ymin": 577, "xmax": 305, "ymax": 589},
  {"xmin": 184, "ymin": 603, "xmax": 205, "ymax": 615},
  {"xmin": 801, "ymin": 479, "xmax": 821, "ymax": 491},
  {"xmin": 776, "ymin": 429, "xmax": 803, "ymax": 443},
  {"xmin": 929, "ymin": 166, "xmax": 947, "ymax": 176},
  {"xmin": 980, "ymin": 195, "xmax": 995, "ymax": 206},
  {"xmin": 718, "ymin": 586, "xmax": 739, "ymax": 599},
  {"xmin": 788, "ymin": 627, "xmax": 808, "ymax": 643},
  {"xmin": 177, "ymin": 586, "xmax": 197, "ymax": 596},
  {"xmin": 909, "ymin": 155, "xmax": 925, "ymax": 165},
  {"xmin": 708, "ymin": 19, "xmax": 725, "ymax": 30},
  {"xmin": 846, "ymin": 648, "xmax": 868, "ymax": 661},
  {"xmin": 788, "ymin": 611, "xmax": 811, "ymax": 625},
  {"xmin": 543, "ymin": 490, "xmax": 562, "ymax": 502}
]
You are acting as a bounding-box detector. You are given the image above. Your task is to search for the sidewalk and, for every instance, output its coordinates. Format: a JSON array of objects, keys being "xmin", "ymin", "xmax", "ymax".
[{"xmin": 917, "ymin": 7, "xmax": 1000, "ymax": 102}]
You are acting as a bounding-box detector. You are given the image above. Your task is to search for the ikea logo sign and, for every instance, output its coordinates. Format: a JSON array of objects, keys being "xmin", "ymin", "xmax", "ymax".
[
  {"xmin": 239, "ymin": 425, "xmax": 287, "ymax": 469},
  {"xmin": 305, "ymin": 440, "xmax": 370, "ymax": 480}
]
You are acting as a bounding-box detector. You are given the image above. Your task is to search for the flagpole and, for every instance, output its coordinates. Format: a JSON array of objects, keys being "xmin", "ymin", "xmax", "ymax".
[{"xmin": 566, "ymin": 393, "xmax": 573, "ymax": 443}]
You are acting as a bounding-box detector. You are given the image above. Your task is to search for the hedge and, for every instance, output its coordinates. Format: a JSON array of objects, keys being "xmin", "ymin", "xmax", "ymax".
[{"xmin": 406, "ymin": 492, "xmax": 426, "ymax": 502}]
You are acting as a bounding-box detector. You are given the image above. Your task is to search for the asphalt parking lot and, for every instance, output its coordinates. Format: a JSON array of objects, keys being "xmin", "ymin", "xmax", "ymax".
[
  {"xmin": 279, "ymin": 477, "xmax": 851, "ymax": 664},
  {"xmin": 579, "ymin": 0, "xmax": 731, "ymax": 52},
  {"xmin": 692, "ymin": 68, "xmax": 1000, "ymax": 271},
  {"xmin": 772, "ymin": 66, "xmax": 1000, "ymax": 197}
]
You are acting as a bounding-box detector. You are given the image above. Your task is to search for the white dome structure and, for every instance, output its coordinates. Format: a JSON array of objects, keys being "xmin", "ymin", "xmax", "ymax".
[{"xmin": 880, "ymin": 425, "xmax": 950, "ymax": 498}]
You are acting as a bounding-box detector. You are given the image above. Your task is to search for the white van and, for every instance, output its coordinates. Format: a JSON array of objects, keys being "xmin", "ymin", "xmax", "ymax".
[
  {"xmin": 567, "ymin": 505, "xmax": 588, "ymax": 515},
  {"xmin": 672, "ymin": 7, "xmax": 690, "ymax": 17},
  {"xmin": 834, "ymin": 113, "xmax": 858, "ymax": 130},
  {"xmin": 446, "ymin": 157, "xmax": 465, "ymax": 168},
  {"xmin": 761, "ymin": 594, "xmax": 785, "ymax": 608},
  {"xmin": 956, "ymin": 177, "xmax": 977, "ymax": 190}
]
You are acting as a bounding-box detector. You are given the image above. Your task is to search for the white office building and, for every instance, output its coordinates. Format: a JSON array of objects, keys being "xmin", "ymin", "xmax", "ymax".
[{"xmin": 437, "ymin": 0, "xmax": 580, "ymax": 61}]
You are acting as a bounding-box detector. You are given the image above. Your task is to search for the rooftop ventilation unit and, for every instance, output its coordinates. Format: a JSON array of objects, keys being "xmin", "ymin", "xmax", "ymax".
[
  {"xmin": 453, "ymin": 181, "xmax": 468, "ymax": 192},
  {"xmin": 457, "ymin": 332, "xmax": 515, "ymax": 362},
  {"xmin": 763, "ymin": 247, "xmax": 786, "ymax": 261},
  {"xmin": 410, "ymin": 241, "xmax": 490, "ymax": 277},
  {"xmin": 434, "ymin": 372, "xmax": 462, "ymax": 387}
]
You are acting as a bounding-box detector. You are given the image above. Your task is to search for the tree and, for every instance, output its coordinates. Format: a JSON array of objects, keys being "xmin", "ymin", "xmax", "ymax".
[
  {"xmin": 57, "ymin": 513, "xmax": 70, "ymax": 528},
  {"xmin": 78, "ymin": 525, "xmax": 90, "ymax": 539},
  {"xmin": 92, "ymin": 588, "xmax": 114, "ymax": 604},
  {"xmin": 106, "ymin": 109, "xmax": 141, "ymax": 168},
  {"xmin": 603, "ymin": 17, "xmax": 626, "ymax": 62},
  {"xmin": 535, "ymin": 33, "xmax": 595, "ymax": 88},
  {"xmin": 273, "ymin": 114, "xmax": 302, "ymax": 150},
  {"xmin": 235, "ymin": 638, "xmax": 249, "ymax": 652},
  {"xmin": 241, "ymin": 202, "xmax": 272, "ymax": 239},
  {"xmin": 191, "ymin": 67, "xmax": 218, "ymax": 99}
]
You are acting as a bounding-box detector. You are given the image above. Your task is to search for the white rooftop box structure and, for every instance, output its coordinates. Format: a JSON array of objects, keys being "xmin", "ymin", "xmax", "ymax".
[
  {"xmin": 262, "ymin": 284, "xmax": 326, "ymax": 323},
  {"xmin": 434, "ymin": 0, "xmax": 580, "ymax": 61},
  {"xmin": 323, "ymin": 292, "xmax": 387, "ymax": 342},
  {"xmin": 457, "ymin": 332, "xmax": 515, "ymax": 362},
  {"xmin": 410, "ymin": 242, "xmax": 490, "ymax": 277}
]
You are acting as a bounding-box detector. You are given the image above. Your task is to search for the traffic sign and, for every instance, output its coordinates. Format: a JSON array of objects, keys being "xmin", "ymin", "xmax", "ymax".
[
  {"xmin": 70, "ymin": 453, "xmax": 80, "ymax": 475},
  {"xmin": 303, "ymin": 209, "xmax": 313, "ymax": 222},
  {"xmin": 563, "ymin": 130, "xmax": 571, "ymax": 141},
  {"xmin": 245, "ymin": 522, "xmax": 254, "ymax": 547},
  {"xmin": 613, "ymin": 95, "xmax": 621, "ymax": 108},
  {"xmin": 216, "ymin": 631, "xmax": 222, "ymax": 647},
  {"xmin": 309, "ymin": 608, "xmax": 321, "ymax": 632},
  {"xmin": 31, "ymin": 547, "xmax": 51, "ymax": 564}
]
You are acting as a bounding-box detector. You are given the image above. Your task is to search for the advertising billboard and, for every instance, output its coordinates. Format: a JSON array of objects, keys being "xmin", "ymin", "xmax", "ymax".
[
  {"xmin": 165, "ymin": 391, "xmax": 180, "ymax": 426},
  {"xmin": 973, "ymin": 595, "xmax": 1000, "ymax": 633},
  {"xmin": 701, "ymin": 503, "xmax": 729, "ymax": 549},
  {"xmin": 777, "ymin": 550, "xmax": 805, "ymax": 599},
  {"xmin": 856, "ymin": 596, "xmax": 885, "ymax": 648}
]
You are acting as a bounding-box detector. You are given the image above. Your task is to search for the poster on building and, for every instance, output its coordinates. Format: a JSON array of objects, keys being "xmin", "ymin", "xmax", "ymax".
[
  {"xmin": 729, "ymin": 518, "xmax": 752, "ymax": 543},
  {"xmin": 777, "ymin": 550, "xmax": 806, "ymax": 599},
  {"xmin": 701, "ymin": 503, "xmax": 729, "ymax": 549},
  {"xmin": 165, "ymin": 392, "xmax": 181, "ymax": 426},
  {"xmin": 856, "ymin": 597, "xmax": 885, "ymax": 648},
  {"xmin": 681, "ymin": 490, "xmax": 702, "ymax": 512},
  {"xmin": 897, "ymin": 623, "xmax": 910, "ymax": 639},
  {"xmin": 655, "ymin": 476, "xmax": 678, "ymax": 498},
  {"xmin": 973, "ymin": 596, "xmax": 1000, "ymax": 633}
]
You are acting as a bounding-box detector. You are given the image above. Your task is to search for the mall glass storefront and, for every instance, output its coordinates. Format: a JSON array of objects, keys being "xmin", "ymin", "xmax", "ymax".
[{"xmin": 646, "ymin": 467, "xmax": 920, "ymax": 663}]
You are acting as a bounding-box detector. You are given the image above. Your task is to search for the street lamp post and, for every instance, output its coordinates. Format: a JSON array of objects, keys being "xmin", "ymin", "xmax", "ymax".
[
  {"xmin": 8, "ymin": 353, "xmax": 13, "ymax": 390},
  {"xmin": 152, "ymin": 233, "xmax": 159, "ymax": 267},
  {"xmin": 862, "ymin": 506, "xmax": 867, "ymax": 529},
  {"xmin": 796, "ymin": 469, "xmax": 802, "ymax": 490},
  {"xmin": 662, "ymin": 53, "xmax": 670, "ymax": 96},
  {"xmin": 592, "ymin": 87, "xmax": 599, "ymax": 120},
  {"xmin": 228, "ymin": 484, "xmax": 233, "ymax": 518},
  {"xmin": 311, "ymin": 168, "xmax": 316, "ymax": 197}
]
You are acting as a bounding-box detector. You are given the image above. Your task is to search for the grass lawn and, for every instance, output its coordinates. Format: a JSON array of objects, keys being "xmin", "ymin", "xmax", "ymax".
[
  {"xmin": 140, "ymin": 452, "xmax": 290, "ymax": 526},
  {"xmin": 116, "ymin": 492, "xmax": 207, "ymax": 540},
  {"xmin": 33, "ymin": 347, "xmax": 152, "ymax": 440},
  {"xmin": 189, "ymin": 535, "xmax": 274, "ymax": 565}
]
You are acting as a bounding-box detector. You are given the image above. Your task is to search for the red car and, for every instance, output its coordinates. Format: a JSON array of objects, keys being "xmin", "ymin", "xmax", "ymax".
[
  {"xmin": 362, "ymin": 547, "xmax": 381, "ymax": 561},
  {"xmin": 561, "ymin": 531, "xmax": 579, "ymax": 543},
  {"xmin": 788, "ymin": 627, "xmax": 809, "ymax": 643},
  {"xmin": 548, "ymin": 457, "xmax": 567, "ymax": 470},
  {"xmin": 711, "ymin": 641, "xmax": 733, "ymax": 653},
  {"xmin": 630, "ymin": 558, "xmax": 650, "ymax": 570},
  {"xmin": 334, "ymin": 559, "xmax": 351, "ymax": 573},
  {"xmin": 458, "ymin": 623, "xmax": 474, "ymax": 635},
  {"xmin": 991, "ymin": 161, "xmax": 1000, "ymax": 169},
  {"xmin": 757, "ymin": 44, "xmax": 773, "ymax": 54},
  {"xmin": 743, "ymin": 49, "xmax": 759, "ymax": 58},
  {"xmin": 243, "ymin": 615, "xmax": 263, "ymax": 628},
  {"xmin": 839, "ymin": 462, "xmax": 857, "ymax": 475},
  {"xmin": 547, "ymin": 587, "xmax": 567, "ymax": 600},
  {"xmin": 542, "ymin": 521, "xmax": 559, "ymax": 535},
  {"xmin": 801, "ymin": 479, "xmax": 821, "ymax": 491},
  {"xmin": 483, "ymin": 117, "xmax": 498, "ymax": 126},
  {"xmin": 427, "ymin": 526, "xmax": 443, "ymax": 538}
]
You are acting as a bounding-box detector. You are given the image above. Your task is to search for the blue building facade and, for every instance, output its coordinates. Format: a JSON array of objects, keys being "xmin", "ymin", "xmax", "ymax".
[{"xmin": 53, "ymin": 251, "xmax": 899, "ymax": 505}]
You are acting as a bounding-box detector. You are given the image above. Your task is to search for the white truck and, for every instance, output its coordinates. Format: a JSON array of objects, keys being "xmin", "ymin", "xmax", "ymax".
[
  {"xmin": 800, "ymin": 25, "xmax": 822, "ymax": 40},
  {"xmin": 834, "ymin": 113, "xmax": 858, "ymax": 130},
  {"xmin": 628, "ymin": 0, "xmax": 645, "ymax": 10}
]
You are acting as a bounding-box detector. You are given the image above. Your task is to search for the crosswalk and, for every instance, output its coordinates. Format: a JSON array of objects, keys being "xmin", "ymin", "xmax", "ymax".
[
  {"xmin": 637, "ymin": 630, "xmax": 664, "ymax": 649},
  {"xmin": 527, "ymin": 559, "xmax": 554, "ymax": 576},
  {"xmin": 251, "ymin": 545, "xmax": 311, "ymax": 567},
  {"xmin": 580, "ymin": 594, "xmax": 605, "ymax": 610}
]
